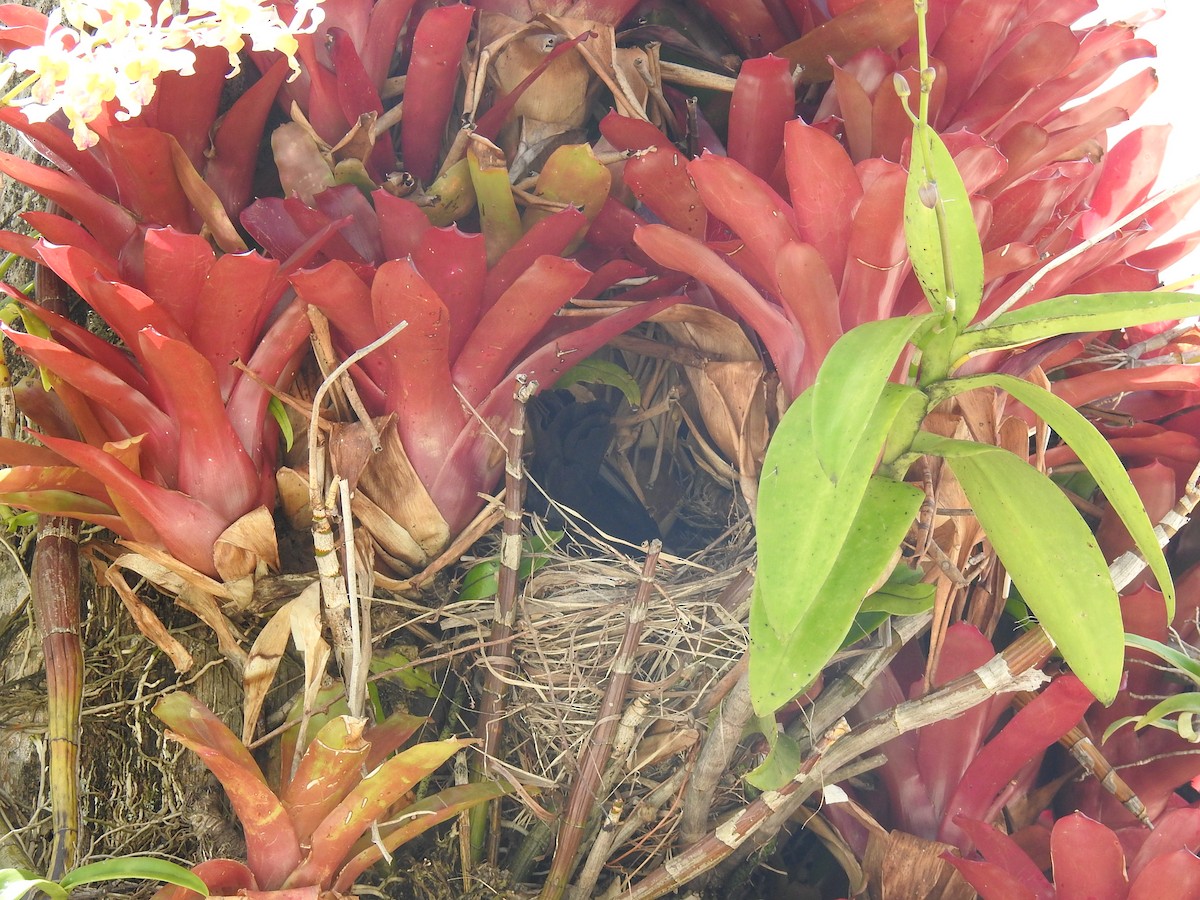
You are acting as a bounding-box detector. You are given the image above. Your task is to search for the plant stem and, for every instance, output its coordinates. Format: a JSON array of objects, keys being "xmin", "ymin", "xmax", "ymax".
[
  {"xmin": 475, "ymin": 376, "xmax": 537, "ymax": 864},
  {"xmin": 540, "ymin": 540, "xmax": 662, "ymax": 900}
]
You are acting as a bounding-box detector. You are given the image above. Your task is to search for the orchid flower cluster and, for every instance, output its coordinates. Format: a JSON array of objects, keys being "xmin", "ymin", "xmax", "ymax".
[{"xmin": 0, "ymin": 0, "xmax": 323, "ymax": 148}]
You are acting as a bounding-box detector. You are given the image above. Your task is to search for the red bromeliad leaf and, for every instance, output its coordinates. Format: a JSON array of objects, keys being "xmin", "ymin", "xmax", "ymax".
[
  {"xmin": 633, "ymin": 224, "xmax": 801, "ymax": 395},
  {"xmin": 0, "ymin": 437, "xmax": 70, "ymax": 468},
  {"xmin": 143, "ymin": 45, "xmax": 228, "ymax": 169},
  {"xmin": 940, "ymin": 676, "xmax": 1096, "ymax": 848},
  {"xmin": 19, "ymin": 212, "xmax": 118, "ymax": 274},
  {"xmin": 101, "ymin": 127, "xmax": 196, "ymax": 232},
  {"xmin": 452, "ymin": 255, "xmax": 592, "ymax": 405},
  {"xmin": 691, "ymin": 0, "xmax": 789, "ymax": 57},
  {"xmin": 136, "ymin": 328, "xmax": 261, "ymax": 524},
  {"xmin": 411, "ymin": 226, "xmax": 487, "ymax": 360},
  {"xmin": 0, "ymin": 152, "xmax": 137, "ymax": 256},
  {"xmin": 784, "ymin": 118, "xmax": 863, "ymax": 284},
  {"xmin": 773, "ymin": 242, "xmax": 842, "ymax": 387},
  {"xmin": 4, "ymin": 288, "xmax": 148, "ymax": 393},
  {"xmin": 206, "ymin": 58, "xmax": 292, "ymax": 221},
  {"xmin": 360, "ymin": 0, "xmax": 417, "ymax": 90},
  {"xmin": 290, "ymin": 261, "xmax": 388, "ymax": 389},
  {"xmin": 151, "ymin": 857, "xmax": 258, "ymax": 900},
  {"xmin": 1050, "ymin": 813, "xmax": 1128, "ymax": 900},
  {"xmin": 0, "ymin": 106, "xmax": 118, "ymax": 198},
  {"xmin": 482, "ymin": 207, "xmax": 588, "ymax": 309},
  {"xmin": 241, "ymin": 196, "xmax": 363, "ymax": 265},
  {"xmin": 954, "ymin": 22, "xmax": 1078, "ymax": 136},
  {"xmin": 950, "ymin": 817, "xmax": 1054, "ymax": 899},
  {"xmin": 1128, "ymin": 808, "xmax": 1200, "ymax": 879},
  {"xmin": 943, "ymin": 856, "xmax": 1042, "ymax": 900},
  {"xmin": 779, "ymin": 0, "xmax": 915, "ymax": 82},
  {"xmin": 1129, "ymin": 850, "xmax": 1200, "ymax": 900},
  {"xmin": 35, "ymin": 243, "xmax": 186, "ymax": 349},
  {"xmin": 371, "ymin": 259, "xmax": 468, "ymax": 482},
  {"xmin": 374, "ymin": 190, "xmax": 433, "ymax": 260},
  {"xmin": 153, "ymin": 692, "xmax": 302, "ymax": 891},
  {"xmin": 38, "ymin": 433, "xmax": 229, "ymax": 576},
  {"xmin": 284, "ymin": 738, "xmax": 470, "ymax": 888},
  {"xmin": 226, "ymin": 299, "xmax": 314, "ymax": 467},
  {"xmin": 141, "ymin": 228, "xmax": 215, "ymax": 336},
  {"xmin": 188, "ymin": 252, "xmax": 285, "ymax": 399},
  {"xmin": 332, "ymin": 780, "xmax": 510, "ymax": 891},
  {"xmin": 282, "ymin": 716, "xmax": 370, "ymax": 842},
  {"xmin": 362, "ymin": 712, "xmax": 426, "ymax": 771},
  {"xmin": 1, "ymin": 326, "xmax": 177, "ymax": 479},
  {"xmin": 920, "ymin": 626, "xmax": 1011, "ymax": 827},
  {"xmin": 400, "ymin": 4, "xmax": 475, "ymax": 183},
  {"xmin": 932, "ymin": 0, "xmax": 1025, "ymax": 122},
  {"xmin": 314, "ymin": 184, "xmax": 384, "ymax": 265},
  {"xmin": 622, "ymin": 143, "xmax": 708, "ymax": 239},
  {"xmin": 728, "ymin": 54, "xmax": 794, "ymax": 183},
  {"xmin": 1052, "ymin": 365, "xmax": 1200, "ymax": 411}
]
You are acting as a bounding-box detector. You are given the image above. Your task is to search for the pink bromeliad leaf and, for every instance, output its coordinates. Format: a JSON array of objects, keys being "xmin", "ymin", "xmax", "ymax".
[
  {"xmin": 1129, "ymin": 850, "xmax": 1200, "ymax": 900},
  {"xmin": 101, "ymin": 127, "xmax": 196, "ymax": 232},
  {"xmin": 727, "ymin": 54, "xmax": 794, "ymax": 184},
  {"xmin": 838, "ymin": 159, "xmax": 909, "ymax": 328},
  {"xmin": 783, "ymin": 118, "xmax": 863, "ymax": 285},
  {"xmin": 599, "ymin": 114, "xmax": 707, "ymax": 238},
  {"xmin": 227, "ymin": 299, "xmax": 314, "ymax": 469},
  {"xmin": 411, "ymin": 226, "xmax": 487, "ymax": 360},
  {"xmin": 153, "ymin": 692, "xmax": 302, "ymax": 891},
  {"xmin": 205, "ymin": 59, "xmax": 292, "ymax": 221},
  {"xmin": 633, "ymin": 224, "xmax": 802, "ymax": 396},
  {"xmin": 0, "ymin": 107, "xmax": 118, "ymax": 198},
  {"xmin": 187, "ymin": 252, "xmax": 286, "ymax": 400},
  {"xmin": 688, "ymin": 153, "xmax": 801, "ymax": 295},
  {"xmin": 482, "ymin": 207, "xmax": 588, "ymax": 309}
]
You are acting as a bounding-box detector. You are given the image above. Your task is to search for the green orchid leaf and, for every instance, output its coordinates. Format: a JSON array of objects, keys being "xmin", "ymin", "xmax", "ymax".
[
  {"xmin": 811, "ymin": 315, "xmax": 934, "ymax": 480},
  {"xmin": 912, "ymin": 433, "xmax": 1122, "ymax": 703},
  {"xmin": 860, "ymin": 580, "xmax": 936, "ymax": 615},
  {"xmin": 751, "ymin": 472, "xmax": 924, "ymax": 714},
  {"xmin": 758, "ymin": 386, "xmax": 921, "ymax": 637},
  {"xmin": 935, "ymin": 373, "xmax": 1175, "ymax": 619},
  {"xmin": 957, "ymin": 292, "xmax": 1200, "ymax": 356},
  {"xmin": 0, "ymin": 871, "xmax": 67, "ymax": 900},
  {"xmin": 905, "ymin": 123, "xmax": 984, "ymax": 326},
  {"xmin": 268, "ymin": 395, "xmax": 294, "ymax": 451},
  {"xmin": 60, "ymin": 857, "xmax": 209, "ymax": 895},
  {"xmin": 555, "ymin": 358, "xmax": 642, "ymax": 408},
  {"xmin": 745, "ymin": 722, "xmax": 803, "ymax": 791},
  {"xmin": 1135, "ymin": 693, "xmax": 1200, "ymax": 737},
  {"xmin": 1124, "ymin": 633, "xmax": 1200, "ymax": 685}
]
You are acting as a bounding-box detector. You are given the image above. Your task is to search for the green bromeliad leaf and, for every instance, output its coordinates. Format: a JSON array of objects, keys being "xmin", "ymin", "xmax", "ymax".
[
  {"xmin": 904, "ymin": 122, "xmax": 984, "ymax": 326},
  {"xmin": 934, "ymin": 373, "xmax": 1175, "ymax": 619},
  {"xmin": 912, "ymin": 433, "xmax": 1122, "ymax": 703}
]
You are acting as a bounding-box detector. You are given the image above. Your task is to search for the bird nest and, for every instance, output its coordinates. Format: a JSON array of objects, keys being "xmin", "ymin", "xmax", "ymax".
[{"xmin": 439, "ymin": 511, "xmax": 755, "ymax": 794}]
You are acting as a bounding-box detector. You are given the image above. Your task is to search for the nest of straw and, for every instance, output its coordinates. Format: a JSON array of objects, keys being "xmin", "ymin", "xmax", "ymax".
[{"xmin": 441, "ymin": 508, "xmax": 755, "ymax": 797}]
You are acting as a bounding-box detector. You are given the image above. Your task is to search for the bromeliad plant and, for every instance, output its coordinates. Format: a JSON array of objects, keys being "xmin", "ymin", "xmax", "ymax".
[
  {"xmin": 745, "ymin": 3, "xmax": 1200, "ymax": 714},
  {"xmin": 148, "ymin": 691, "xmax": 506, "ymax": 899}
]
